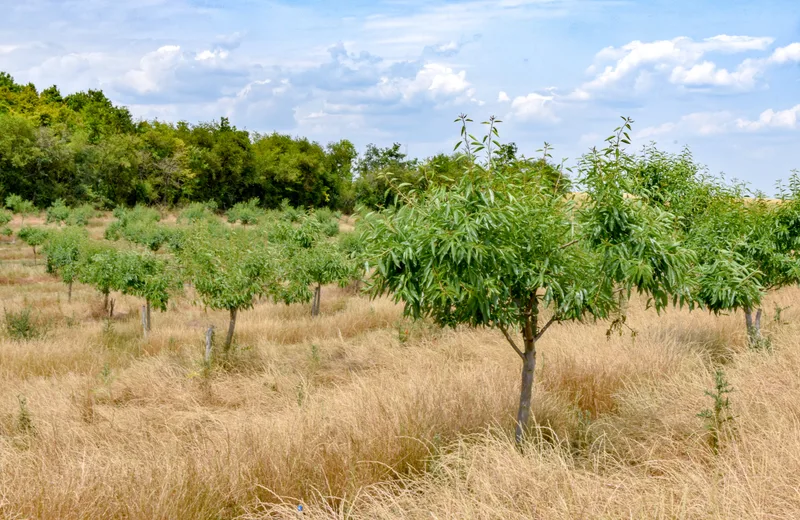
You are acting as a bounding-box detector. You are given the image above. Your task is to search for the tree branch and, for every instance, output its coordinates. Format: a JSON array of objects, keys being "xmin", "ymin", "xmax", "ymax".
[
  {"xmin": 559, "ymin": 238, "xmax": 580, "ymax": 250},
  {"xmin": 499, "ymin": 324, "xmax": 524, "ymax": 359},
  {"xmin": 535, "ymin": 315, "xmax": 559, "ymax": 342}
]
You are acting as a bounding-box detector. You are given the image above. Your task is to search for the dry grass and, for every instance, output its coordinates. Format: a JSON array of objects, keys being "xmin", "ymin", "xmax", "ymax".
[{"xmin": 1, "ymin": 216, "xmax": 799, "ymax": 519}]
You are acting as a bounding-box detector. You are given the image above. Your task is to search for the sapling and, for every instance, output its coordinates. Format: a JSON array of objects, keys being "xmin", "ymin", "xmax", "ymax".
[
  {"xmin": 46, "ymin": 199, "xmax": 71, "ymax": 225},
  {"xmin": 77, "ymin": 244, "xmax": 122, "ymax": 316},
  {"xmin": 17, "ymin": 226, "xmax": 50, "ymax": 265},
  {"xmin": 179, "ymin": 226, "xmax": 279, "ymax": 353},
  {"xmin": 5, "ymin": 194, "xmax": 35, "ymax": 225},
  {"xmin": 0, "ymin": 210, "xmax": 13, "ymax": 238},
  {"xmin": 44, "ymin": 227, "xmax": 88, "ymax": 301},
  {"xmin": 115, "ymin": 250, "xmax": 181, "ymax": 333},
  {"xmin": 697, "ymin": 368, "xmax": 735, "ymax": 455}
]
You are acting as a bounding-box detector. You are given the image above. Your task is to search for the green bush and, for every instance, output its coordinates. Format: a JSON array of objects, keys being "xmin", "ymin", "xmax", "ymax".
[
  {"xmin": 321, "ymin": 219, "xmax": 340, "ymax": 237},
  {"xmin": 179, "ymin": 201, "xmax": 218, "ymax": 223},
  {"xmin": 0, "ymin": 209, "xmax": 12, "ymax": 236},
  {"xmin": 68, "ymin": 204, "xmax": 96, "ymax": 226},
  {"xmin": 46, "ymin": 199, "xmax": 71, "ymax": 225},
  {"xmin": 280, "ymin": 199, "xmax": 302, "ymax": 223},
  {"xmin": 227, "ymin": 198, "xmax": 263, "ymax": 225},
  {"xmin": 5, "ymin": 194, "xmax": 35, "ymax": 219},
  {"xmin": 4, "ymin": 306, "xmax": 45, "ymax": 340}
]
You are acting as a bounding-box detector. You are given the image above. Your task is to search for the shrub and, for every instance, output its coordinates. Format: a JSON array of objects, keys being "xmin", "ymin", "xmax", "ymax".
[
  {"xmin": 5, "ymin": 194, "xmax": 35, "ymax": 224},
  {"xmin": 46, "ymin": 199, "xmax": 71, "ymax": 225},
  {"xmin": 227, "ymin": 198, "xmax": 263, "ymax": 225},
  {"xmin": 179, "ymin": 201, "xmax": 218, "ymax": 223},
  {"xmin": 280, "ymin": 199, "xmax": 302, "ymax": 223},
  {"xmin": 68, "ymin": 204, "xmax": 96, "ymax": 226},
  {"xmin": 0, "ymin": 210, "xmax": 12, "ymax": 236},
  {"xmin": 4, "ymin": 305, "xmax": 45, "ymax": 340}
]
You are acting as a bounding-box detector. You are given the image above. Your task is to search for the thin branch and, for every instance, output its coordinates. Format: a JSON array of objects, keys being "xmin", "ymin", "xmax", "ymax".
[
  {"xmin": 559, "ymin": 239, "xmax": 580, "ymax": 250},
  {"xmin": 499, "ymin": 324, "xmax": 524, "ymax": 359},
  {"xmin": 535, "ymin": 316, "xmax": 559, "ymax": 342}
]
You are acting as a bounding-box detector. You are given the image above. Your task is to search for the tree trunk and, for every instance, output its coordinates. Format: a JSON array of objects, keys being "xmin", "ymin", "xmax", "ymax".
[
  {"xmin": 205, "ymin": 325, "xmax": 214, "ymax": 364},
  {"xmin": 32, "ymin": 246, "xmax": 37, "ymax": 266},
  {"xmin": 68, "ymin": 281, "xmax": 73, "ymax": 303},
  {"xmin": 514, "ymin": 339, "xmax": 537, "ymax": 445},
  {"xmin": 745, "ymin": 307, "xmax": 762, "ymax": 345},
  {"xmin": 146, "ymin": 300, "xmax": 152, "ymax": 331},
  {"xmin": 514, "ymin": 297, "xmax": 539, "ymax": 445},
  {"xmin": 224, "ymin": 308, "xmax": 238, "ymax": 353},
  {"xmin": 311, "ymin": 284, "xmax": 321, "ymax": 317},
  {"xmin": 141, "ymin": 305, "xmax": 148, "ymax": 340},
  {"xmin": 103, "ymin": 291, "xmax": 109, "ymax": 315}
]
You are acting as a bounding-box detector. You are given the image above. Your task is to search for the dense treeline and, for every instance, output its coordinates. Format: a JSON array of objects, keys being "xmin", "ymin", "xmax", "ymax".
[{"xmin": 1, "ymin": 72, "xmax": 567, "ymax": 212}]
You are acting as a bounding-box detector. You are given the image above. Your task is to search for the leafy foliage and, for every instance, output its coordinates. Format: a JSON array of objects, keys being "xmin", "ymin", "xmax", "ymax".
[
  {"xmin": 363, "ymin": 115, "xmax": 694, "ymax": 443},
  {"xmin": 46, "ymin": 199, "xmax": 71, "ymax": 225},
  {"xmin": 44, "ymin": 226, "xmax": 88, "ymax": 289},
  {"xmin": 5, "ymin": 194, "xmax": 34, "ymax": 221},
  {"xmin": 226, "ymin": 198, "xmax": 264, "ymax": 225},
  {"xmin": 115, "ymin": 250, "xmax": 181, "ymax": 312},
  {"xmin": 17, "ymin": 225, "xmax": 50, "ymax": 263},
  {"xmin": 178, "ymin": 201, "xmax": 218, "ymax": 223}
]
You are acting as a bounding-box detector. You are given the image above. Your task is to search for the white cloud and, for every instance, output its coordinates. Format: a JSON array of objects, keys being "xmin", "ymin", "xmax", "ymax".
[
  {"xmin": 410, "ymin": 63, "xmax": 471, "ymax": 97},
  {"xmin": 768, "ymin": 42, "xmax": 800, "ymax": 64},
  {"xmin": 698, "ymin": 35, "xmax": 774, "ymax": 53},
  {"xmin": 637, "ymin": 105, "xmax": 800, "ymax": 139},
  {"xmin": 507, "ymin": 92, "xmax": 557, "ymax": 121},
  {"xmin": 576, "ymin": 34, "xmax": 791, "ymax": 95},
  {"xmin": 498, "ymin": 91, "xmax": 510, "ymax": 102},
  {"xmin": 669, "ymin": 58, "xmax": 762, "ymax": 88},
  {"xmin": 123, "ymin": 45, "xmax": 185, "ymax": 94},
  {"xmin": 25, "ymin": 51, "xmax": 114, "ymax": 93},
  {"xmin": 196, "ymin": 49, "xmax": 230, "ymax": 61},
  {"xmin": 636, "ymin": 111, "xmax": 734, "ymax": 139},
  {"xmin": 736, "ymin": 105, "xmax": 800, "ymax": 131}
]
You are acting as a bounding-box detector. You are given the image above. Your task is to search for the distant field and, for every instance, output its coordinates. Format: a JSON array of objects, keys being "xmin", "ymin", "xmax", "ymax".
[{"xmin": 1, "ymin": 212, "xmax": 799, "ymax": 519}]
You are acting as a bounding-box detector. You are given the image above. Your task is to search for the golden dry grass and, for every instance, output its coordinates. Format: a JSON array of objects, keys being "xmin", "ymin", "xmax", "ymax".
[{"xmin": 1, "ymin": 213, "xmax": 799, "ymax": 519}]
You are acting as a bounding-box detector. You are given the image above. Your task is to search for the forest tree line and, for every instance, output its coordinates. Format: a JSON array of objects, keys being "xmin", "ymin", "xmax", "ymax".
[{"xmin": 0, "ymin": 72, "xmax": 566, "ymax": 212}]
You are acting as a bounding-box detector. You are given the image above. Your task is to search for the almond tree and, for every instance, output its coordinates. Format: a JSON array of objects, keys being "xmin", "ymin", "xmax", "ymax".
[
  {"xmin": 115, "ymin": 250, "xmax": 181, "ymax": 332},
  {"xmin": 627, "ymin": 149, "xmax": 799, "ymax": 345},
  {"xmin": 274, "ymin": 216, "xmax": 356, "ymax": 316},
  {"xmin": 44, "ymin": 226, "xmax": 88, "ymax": 301},
  {"xmin": 17, "ymin": 226, "xmax": 50, "ymax": 265},
  {"xmin": 363, "ymin": 116, "xmax": 694, "ymax": 444},
  {"xmin": 5, "ymin": 194, "xmax": 35, "ymax": 225},
  {"xmin": 179, "ymin": 226, "xmax": 278, "ymax": 353},
  {"xmin": 77, "ymin": 243, "xmax": 122, "ymax": 316}
]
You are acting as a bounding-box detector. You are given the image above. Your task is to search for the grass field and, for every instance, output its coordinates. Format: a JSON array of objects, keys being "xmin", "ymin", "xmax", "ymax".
[{"xmin": 1, "ymin": 214, "xmax": 799, "ymax": 519}]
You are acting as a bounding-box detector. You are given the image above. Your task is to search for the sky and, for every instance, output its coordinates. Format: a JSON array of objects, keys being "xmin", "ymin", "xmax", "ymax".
[{"xmin": 0, "ymin": 0, "xmax": 798, "ymax": 192}]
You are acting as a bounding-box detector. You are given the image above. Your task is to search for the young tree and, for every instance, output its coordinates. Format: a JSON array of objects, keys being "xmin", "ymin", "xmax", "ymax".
[
  {"xmin": 78, "ymin": 244, "xmax": 121, "ymax": 316},
  {"xmin": 626, "ymin": 148, "xmax": 794, "ymax": 345},
  {"xmin": 46, "ymin": 199, "xmax": 71, "ymax": 225},
  {"xmin": 44, "ymin": 226, "xmax": 88, "ymax": 301},
  {"xmin": 289, "ymin": 240, "xmax": 354, "ymax": 317},
  {"xmin": 17, "ymin": 226, "xmax": 50, "ymax": 265},
  {"xmin": 179, "ymin": 226, "xmax": 278, "ymax": 353},
  {"xmin": 0, "ymin": 210, "xmax": 12, "ymax": 238},
  {"xmin": 115, "ymin": 251, "xmax": 181, "ymax": 332},
  {"xmin": 363, "ymin": 116, "xmax": 694, "ymax": 444},
  {"xmin": 5, "ymin": 194, "xmax": 35, "ymax": 224}
]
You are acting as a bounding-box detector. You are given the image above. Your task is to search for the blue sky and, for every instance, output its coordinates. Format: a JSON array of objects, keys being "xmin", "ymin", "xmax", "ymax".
[{"xmin": 1, "ymin": 0, "xmax": 798, "ymax": 192}]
